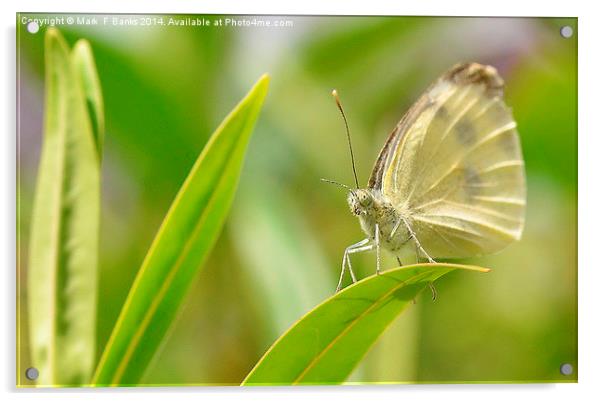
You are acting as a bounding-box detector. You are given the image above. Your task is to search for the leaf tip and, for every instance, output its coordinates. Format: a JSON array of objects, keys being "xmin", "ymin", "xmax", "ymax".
[
  {"xmin": 239, "ymin": 74, "xmax": 270, "ymax": 112},
  {"xmin": 252, "ymin": 73, "xmax": 270, "ymax": 96},
  {"xmin": 72, "ymin": 39, "xmax": 93, "ymax": 57},
  {"xmin": 44, "ymin": 27, "xmax": 68, "ymax": 51},
  {"xmin": 453, "ymin": 264, "xmax": 492, "ymax": 273},
  {"xmin": 45, "ymin": 26, "xmax": 59, "ymax": 39},
  {"xmin": 258, "ymin": 72, "xmax": 270, "ymax": 83}
]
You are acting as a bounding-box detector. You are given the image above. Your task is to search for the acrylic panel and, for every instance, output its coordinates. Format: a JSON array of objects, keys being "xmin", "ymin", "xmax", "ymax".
[{"xmin": 16, "ymin": 13, "xmax": 577, "ymax": 387}]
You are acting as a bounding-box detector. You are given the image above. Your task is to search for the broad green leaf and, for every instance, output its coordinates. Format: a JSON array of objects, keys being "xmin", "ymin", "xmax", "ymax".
[
  {"xmin": 349, "ymin": 294, "xmax": 419, "ymax": 383},
  {"xmin": 242, "ymin": 263, "xmax": 489, "ymax": 385},
  {"xmin": 27, "ymin": 28, "xmax": 102, "ymax": 386},
  {"xmin": 92, "ymin": 74, "xmax": 270, "ymax": 386}
]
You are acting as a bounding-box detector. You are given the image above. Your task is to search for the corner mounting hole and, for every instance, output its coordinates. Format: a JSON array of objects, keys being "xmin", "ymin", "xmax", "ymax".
[
  {"xmin": 25, "ymin": 367, "xmax": 39, "ymax": 381},
  {"xmin": 560, "ymin": 25, "xmax": 573, "ymax": 38},
  {"xmin": 27, "ymin": 21, "xmax": 39, "ymax": 34},
  {"xmin": 560, "ymin": 363, "xmax": 574, "ymax": 376}
]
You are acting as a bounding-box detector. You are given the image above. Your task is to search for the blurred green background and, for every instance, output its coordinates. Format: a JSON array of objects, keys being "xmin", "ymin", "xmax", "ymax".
[{"xmin": 17, "ymin": 15, "xmax": 577, "ymax": 385}]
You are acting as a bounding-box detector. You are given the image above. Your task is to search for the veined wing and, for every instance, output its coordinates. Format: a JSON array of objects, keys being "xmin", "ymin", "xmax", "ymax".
[
  {"xmin": 367, "ymin": 88, "xmax": 432, "ymax": 191},
  {"xmin": 377, "ymin": 63, "xmax": 526, "ymax": 257}
]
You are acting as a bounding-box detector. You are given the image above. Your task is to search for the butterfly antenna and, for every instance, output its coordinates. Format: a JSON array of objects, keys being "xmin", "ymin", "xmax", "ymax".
[
  {"xmin": 320, "ymin": 178, "xmax": 351, "ymax": 190},
  {"xmin": 331, "ymin": 89, "xmax": 360, "ymax": 189}
]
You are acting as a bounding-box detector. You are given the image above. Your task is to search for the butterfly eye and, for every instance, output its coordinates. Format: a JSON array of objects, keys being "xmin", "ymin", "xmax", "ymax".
[{"xmin": 360, "ymin": 193, "xmax": 373, "ymax": 207}]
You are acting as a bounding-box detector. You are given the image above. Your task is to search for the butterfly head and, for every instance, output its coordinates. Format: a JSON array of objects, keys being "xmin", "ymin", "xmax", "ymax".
[{"xmin": 347, "ymin": 189, "xmax": 374, "ymax": 216}]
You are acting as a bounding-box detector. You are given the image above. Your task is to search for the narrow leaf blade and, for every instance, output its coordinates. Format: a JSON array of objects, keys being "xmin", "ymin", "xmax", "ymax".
[
  {"xmin": 92, "ymin": 75, "xmax": 269, "ymax": 386},
  {"xmin": 72, "ymin": 39, "xmax": 105, "ymax": 158},
  {"xmin": 27, "ymin": 28, "xmax": 102, "ymax": 386},
  {"xmin": 242, "ymin": 263, "xmax": 489, "ymax": 385}
]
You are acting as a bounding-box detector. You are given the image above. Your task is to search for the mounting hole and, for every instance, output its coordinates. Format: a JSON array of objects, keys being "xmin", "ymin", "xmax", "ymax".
[
  {"xmin": 560, "ymin": 25, "xmax": 573, "ymax": 38},
  {"xmin": 25, "ymin": 367, "xmax": 39, "ymax": 381},
  {"xmin": 560, "ymin": 363, "xmax": 574, "ymax": 376},
  {"xmin": 26, "ymin": 21, "xmax": 40, "ymax": 34}
]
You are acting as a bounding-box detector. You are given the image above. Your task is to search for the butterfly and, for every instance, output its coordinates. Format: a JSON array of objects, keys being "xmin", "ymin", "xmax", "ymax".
[{"xmin": 328, "ymin": 62, "xmax": 526, "ymax": 292}]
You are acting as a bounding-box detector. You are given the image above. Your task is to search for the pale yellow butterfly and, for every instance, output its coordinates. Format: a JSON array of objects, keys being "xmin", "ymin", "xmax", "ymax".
[{"xmin": 328, "ymin": 62, "xmax": 526, "ymax": 292}]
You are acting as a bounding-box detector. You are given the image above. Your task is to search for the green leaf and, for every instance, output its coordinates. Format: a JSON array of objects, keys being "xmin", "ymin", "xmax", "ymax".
[
  {"xmin": 92, "ymin": 74, "xmax": 270, "ymax": 386},
  {"xmin": 27, "ymin": 28, "xmax": 102, "ymax": 386},
  {"xmin": 72, "ymin": 39, "xmax": 105, "ymax": 158},
  {"xmin": 242, "ymin": 263, "xmax": 489, "ymax": 385}
]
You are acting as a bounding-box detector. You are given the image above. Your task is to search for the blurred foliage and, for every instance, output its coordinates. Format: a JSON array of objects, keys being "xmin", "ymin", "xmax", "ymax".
[{"xmin": 17, "ymin": 15, "xmax": 577, "ymax": 385}]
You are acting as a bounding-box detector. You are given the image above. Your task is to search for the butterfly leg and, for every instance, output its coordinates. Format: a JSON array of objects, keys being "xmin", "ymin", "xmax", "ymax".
[
  {"xmin": 400, "ymin": 216, "xmax": 435, "ymax": 263},
  {"xmin": 345, "ymin": 253, "xmax": 357, "ymax": 283},
  {"xmin": 347, "ymin": 242, "xmax": 375, "ymax": 279},
  {"xmin": 412, "ymin": 240, "xmax": 437, "ymax": 301},
  {"xmin": 337, "ymin": 239, "xmax": 372, "ymax": 292}
]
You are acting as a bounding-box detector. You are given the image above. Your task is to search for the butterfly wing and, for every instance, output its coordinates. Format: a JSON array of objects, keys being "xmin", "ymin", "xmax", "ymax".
[
  {"xmin": 367, "ymin": 91, "xmax": 432, "ymax": 191},
  {"xmin": 373, "ymin": 63, "xmax": 526, "ymax": 258}
]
